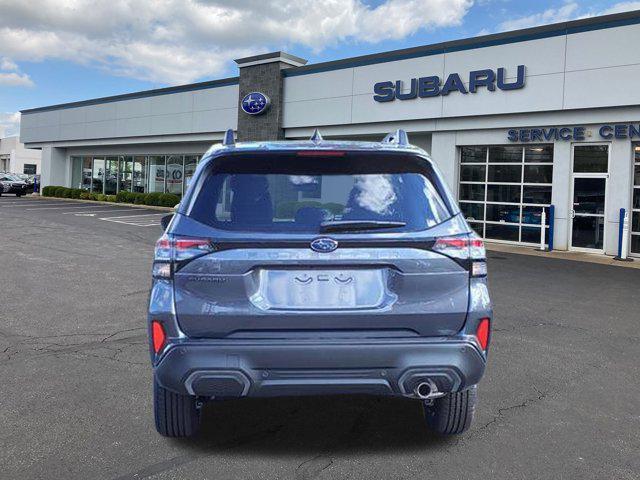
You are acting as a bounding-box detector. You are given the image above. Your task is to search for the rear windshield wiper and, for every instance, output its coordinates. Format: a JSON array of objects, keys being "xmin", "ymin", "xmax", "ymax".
[{"xmin": 319, "ymin": 220, "xmax": 407, "ymax": 233}]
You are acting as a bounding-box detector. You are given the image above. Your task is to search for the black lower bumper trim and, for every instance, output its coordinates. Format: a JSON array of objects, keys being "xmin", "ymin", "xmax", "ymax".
[{"xmin": 154, "ymin": 338, "xmax": 486, "ymax": 398}]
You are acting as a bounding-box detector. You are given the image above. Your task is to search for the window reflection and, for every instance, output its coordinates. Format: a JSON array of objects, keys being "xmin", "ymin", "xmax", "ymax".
[
  {"xmin": 105, "ymin": 156, "xmax": 118, "ymax": 195},
  {"xmin": 120, "ymin": 156, "xmax": 133, "ymax": 192},
  {"xmin": 133, "ymin": 156, "xmax": 146, "ymax": 193},
  {"xmin": 92, "ymin": 157, "xmax": 105, "ymax": 194},
  {"xmin": 148, "ymin": 156, "xmax": 166, "ymax": 193},
  {"xmin": 71, "ymin": 154, "xmax": 201, "ymax": 196},
  {"xmin": 184, "ymin": 155, "xmax": 198, "ymax": 194},
  {"xmin": 166, "ymin": 155, "xmax": 183, "ymax": 195}
]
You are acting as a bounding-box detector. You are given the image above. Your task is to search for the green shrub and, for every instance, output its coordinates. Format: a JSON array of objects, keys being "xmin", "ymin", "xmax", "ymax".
[
  {"xmin": 38, "ymin": 185, "xmax": 179, "ymax": 208},
  {"xmin": 116, "ymin": 191, "xmax": 133, "ymax": 203},
  {"xmin": 159, "ymin": 193, "xmax": 180, "ymax": 208},
  {"xmin": 144, "ymin": 192, "xmax": 163, "ymax": 206}
]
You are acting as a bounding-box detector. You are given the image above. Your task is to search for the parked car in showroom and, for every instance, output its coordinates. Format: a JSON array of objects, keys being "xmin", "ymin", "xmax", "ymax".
[
  {"xmin": 148, "ymin": 129, "xmax": 493, "ymax": 438},
  {"xmin": 0, "ymin": 173, "xmax": 28, "ymax": 196}
]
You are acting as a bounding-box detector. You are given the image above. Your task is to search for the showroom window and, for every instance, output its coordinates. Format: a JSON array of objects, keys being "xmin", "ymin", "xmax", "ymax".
[
  {"xmin": 632, "ymin": 144, "xmax": 640, "ymax": 255},
  {"xmin": 71, "ymin": 154, "xmax": 202, "ymax": 196},
  {"xmin": 459, "ymin": 145, "xmax": 553, "ymax": 244}
]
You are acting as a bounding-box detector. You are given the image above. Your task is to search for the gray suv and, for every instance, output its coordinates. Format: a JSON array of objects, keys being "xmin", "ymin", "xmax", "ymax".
[{"xmin": 148, "ymin": 130, "xmax": 492, "ymax": 437}]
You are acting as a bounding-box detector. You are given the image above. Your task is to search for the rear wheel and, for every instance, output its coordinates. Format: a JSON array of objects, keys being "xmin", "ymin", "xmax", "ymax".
[
  {"xmin": 153, "ymin": 379, "xmax": 201, "ymax": 437},
  {"xmin": 423, "ymin": 385, "xmax": 477, "ymax": 435}
]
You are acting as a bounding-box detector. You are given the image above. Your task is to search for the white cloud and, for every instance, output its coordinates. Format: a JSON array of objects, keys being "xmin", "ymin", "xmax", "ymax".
[
  {"xmin": 493, "ymin": 1, "xmax": 640, "ymax": 33},
  {"xmin": 600, "ymin": 1, "xmax": 640, "ymax": 14},
  {"xmin": 498, "ymin": 2, "xmax": 580, "ymax": 31},
  {"xmin": 1, "ymin": 57, "xmax": 18, "ymax": 71},
  {"xmin": 0, "ymin": 112, "xmax": 21, "ymax": 137},
  {"xmin": 0, "ymin": 72, "xmax": 34, "ymax": 87},
  {"xmin": 0, "ymin": 55, "xmax": 33, "ymax": 87},
  {"xmin": 0, "ymin": 0, "xmax": 474, "ymax": 85}
]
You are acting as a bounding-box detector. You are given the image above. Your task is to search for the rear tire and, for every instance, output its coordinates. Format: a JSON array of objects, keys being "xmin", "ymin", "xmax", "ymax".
[
  {"xmin": 423, "ymin": 385, "xmax": 477, "ymax": 435},
  {"xmin": 153, "ymin": 379, "xmax": 201, "ymax": 437}
]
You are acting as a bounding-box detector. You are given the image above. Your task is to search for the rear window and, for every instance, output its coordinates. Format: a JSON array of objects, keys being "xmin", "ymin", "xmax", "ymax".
[{"xmin": 187, "ymin": 153, "xmax": 452, "ymax": 233}]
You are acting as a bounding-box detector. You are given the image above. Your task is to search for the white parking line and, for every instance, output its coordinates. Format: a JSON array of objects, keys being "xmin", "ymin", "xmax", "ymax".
[
  {"xmin": 25, "ymin": 204, "xmax": 102, "ymax": 211},
  {"xmin": 99, "ymin": 213, "xmax": 166, "ymax": 219},
  {"xmin": 99, "ymin": 212, "xmax": 166, "ymax": 227},
  {"xmin": 0, "ymin": 202, "xmax": 70, "ymax": 207},
  {"xmin": 62, "ymin": 208, "xmax": 146, "ymax": 215}
]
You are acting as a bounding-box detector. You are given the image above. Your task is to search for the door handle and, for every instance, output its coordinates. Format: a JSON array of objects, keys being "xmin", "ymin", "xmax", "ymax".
[{"xmin": 570, "ymin": 210, "xmax": 576, "ymax": 219}]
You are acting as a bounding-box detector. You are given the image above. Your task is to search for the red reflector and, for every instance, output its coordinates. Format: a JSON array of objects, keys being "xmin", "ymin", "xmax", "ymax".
[
  {"xmin": 151, "ymin": 321, "xmax": 166, "ymax": 354},
  {"xmin": 476, "ymin": 318, "xmax": 490, "ymax": 351},
  {"xmin": 297, "ymin": 150, "xmax": 345, "ymax": 157}
]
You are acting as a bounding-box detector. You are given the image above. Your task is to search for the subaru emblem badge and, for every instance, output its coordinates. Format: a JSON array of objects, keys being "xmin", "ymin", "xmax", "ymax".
[
  {"xmin": 310, "ymin": 237, "xmax": 338, "ymax": 253},
  {"xmin": 241, "ymin": 92, "xmax": 270, "ymax": 115}
]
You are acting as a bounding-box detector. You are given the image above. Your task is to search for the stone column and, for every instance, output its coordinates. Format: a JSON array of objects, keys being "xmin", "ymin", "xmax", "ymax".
[{"xmin": 234, "ymin": 52, "xmax": 307, "ymax": 141}]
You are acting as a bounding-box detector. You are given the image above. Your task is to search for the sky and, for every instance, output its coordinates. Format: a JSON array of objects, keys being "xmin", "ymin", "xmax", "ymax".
[{"xmin": 1, "ymin": 0, "xmax": 639, "ymax": 137}]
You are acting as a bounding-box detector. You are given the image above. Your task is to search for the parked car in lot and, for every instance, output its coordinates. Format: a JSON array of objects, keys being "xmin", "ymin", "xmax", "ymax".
[
  {"xmin": 148, "ymin": 130, "xmax": 493, "ymax": 437},
  {"xmin": 15, "ymin": 173, "xmax": 35, "ymax": 190},
  {"xmin": 0, "ymin": 174, "xmax": 28, "ymax": 196}
]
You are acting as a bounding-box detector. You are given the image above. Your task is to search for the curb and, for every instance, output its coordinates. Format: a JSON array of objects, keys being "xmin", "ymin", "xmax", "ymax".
[
  {"xmin": 32, "ymin": 196, "xmax": 174, "ymax": 212},
  {"xmin": 486, "ymin": 242, "xmax": 640, "ymax": 270}
]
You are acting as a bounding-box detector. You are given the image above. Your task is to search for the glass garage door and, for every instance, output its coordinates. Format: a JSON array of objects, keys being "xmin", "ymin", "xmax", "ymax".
[
  {"xmin": 458, "ymin": 145, "xmax": 553, "ymax": 245},
  {"xmin": 632, "ymin": 144, "xmax": 640, "ymax": 255}
]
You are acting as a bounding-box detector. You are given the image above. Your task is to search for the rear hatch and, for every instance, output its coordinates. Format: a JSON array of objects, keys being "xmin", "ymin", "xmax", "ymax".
[{"xmin": 170, "ymin": 150, "xmax": 470, "ymax": 338}]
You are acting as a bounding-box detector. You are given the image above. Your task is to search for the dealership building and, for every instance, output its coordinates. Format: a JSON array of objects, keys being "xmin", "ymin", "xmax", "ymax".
[{"xmin": 19, "ymin": 10, "xmax": 640, "ymax": 257}]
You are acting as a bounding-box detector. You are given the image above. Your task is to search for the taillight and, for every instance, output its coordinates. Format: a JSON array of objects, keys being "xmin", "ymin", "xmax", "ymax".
[
  {"xmin": 476, "ymin": 318, "xmax": 490, "ymax": 351},
  {"xmin": 151, "ymin": 320, "xmax": 166, "ymax": 354},
  {"xmin": 153, "ymin": 234, "xmax": 214, "ymax": 278},
  {"xmin": 432, "ymin": 233, "xmax": 487, "ymax": 277}
]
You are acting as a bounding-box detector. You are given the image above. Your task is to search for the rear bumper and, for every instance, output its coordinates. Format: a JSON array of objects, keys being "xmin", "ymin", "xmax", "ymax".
[{"xmin": 154, "ymin": 337, "xmax": 486, "ymax": 399}]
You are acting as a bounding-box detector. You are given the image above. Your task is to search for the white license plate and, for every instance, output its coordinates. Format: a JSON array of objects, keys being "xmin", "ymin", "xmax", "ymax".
[{"xmin": 252, "ymin": 269, "xmax": 389, "ymax": 311}]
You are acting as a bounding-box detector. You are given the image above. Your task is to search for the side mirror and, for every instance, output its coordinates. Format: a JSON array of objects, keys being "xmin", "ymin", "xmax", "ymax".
[{"xmin": 160, "ymin": 214, "xmax": 174, "ymax": 231}]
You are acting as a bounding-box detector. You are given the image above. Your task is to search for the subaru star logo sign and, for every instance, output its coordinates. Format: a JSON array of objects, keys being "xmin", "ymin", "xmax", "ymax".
[
  {"xmin": 241, "ymin": 92, "xmax": 270, "ymax": 115},
  {"xmin": 310, "ymin": 237, "xmax": 338, "ymax": 253}
]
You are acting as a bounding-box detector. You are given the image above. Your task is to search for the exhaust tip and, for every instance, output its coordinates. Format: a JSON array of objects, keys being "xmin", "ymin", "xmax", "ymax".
[{"xmin": 415, "ymin": 382, "xmax": 432, "ymax": 399}]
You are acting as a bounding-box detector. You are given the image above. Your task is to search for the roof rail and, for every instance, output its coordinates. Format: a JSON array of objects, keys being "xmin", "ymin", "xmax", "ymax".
[
  {"xmin": 382, "ymin": 129, "xmax": 409, "ymax": 146},
  {"xmin": 310, "ymin": 128, "xmax": 323, "ymax": 144},
  {"xmin": 222, "ymin": 128, "xmax": 235, "ymax": 146}
]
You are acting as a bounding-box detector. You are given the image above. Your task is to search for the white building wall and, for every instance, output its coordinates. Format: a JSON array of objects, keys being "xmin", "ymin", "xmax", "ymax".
[
  {"xmin": 20, "ymin": 84, "xmax": 239, "ymax": 145},
  {"xmin": 283, "ymin": 21, "xmax": 640, "ymax": 129},
  {"xmin": 0, "ymin": 136, "xmax": 42, "ymax": 174},
  {"xmin": 41, "ymin": 147, "xmax": 67, "ymax": 187},
  {"xmin": 437, "ymin": 123, "xmax": 638, "ymax": 255}
]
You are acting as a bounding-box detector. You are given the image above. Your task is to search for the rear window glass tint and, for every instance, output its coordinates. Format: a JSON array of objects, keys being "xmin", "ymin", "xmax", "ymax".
[{"xmin": 187, "ymin": 153, "xmax": 452, "ymax": 234}]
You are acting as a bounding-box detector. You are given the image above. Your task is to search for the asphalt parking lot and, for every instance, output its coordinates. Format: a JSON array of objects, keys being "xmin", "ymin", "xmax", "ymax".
[{"xmin": 1, "ymin": 195, "xmax": 639, "ymax": 480}]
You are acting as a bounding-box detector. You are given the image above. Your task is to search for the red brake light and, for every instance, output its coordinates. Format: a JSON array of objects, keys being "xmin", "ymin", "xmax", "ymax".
[
  {"xmin": 151, "ymin": 321, "xmax": 166, "ymax": 354},
  {"xmin": 297, "ymin": 150, "xmax": 345, "ymax": 157},
  {"xmin": 432, "ymin": 234, "xmax": 486, "ymax": 261},
  {"xmin": 476, "ymin": 318, "xmax": 490, "ymax": 351},
  {"xmin": 154, "ymin": 235, "xmax": 214, "ymax": 265}
]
